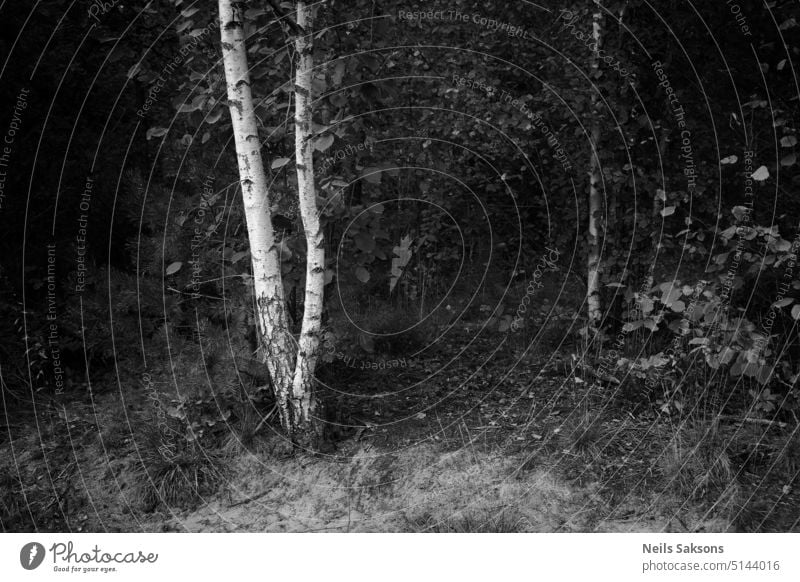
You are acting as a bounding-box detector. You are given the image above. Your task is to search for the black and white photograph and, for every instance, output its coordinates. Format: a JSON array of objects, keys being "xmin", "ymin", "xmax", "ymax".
[{"xmin": 1, "ymin": 0, "xmax": 799, "ymax": 576}]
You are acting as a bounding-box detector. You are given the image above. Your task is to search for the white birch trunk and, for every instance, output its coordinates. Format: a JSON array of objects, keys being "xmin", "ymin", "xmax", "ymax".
[
  {"xmin": 290, "ymin": 0, "xmax": 325, "ymax": 441},
  {"xmin": 218, "ymin": 0, "xmax": 296, "ymax": 434},
  {"xmin": 587, "ymin": 3, "xmax": 604, "ymax": 329}
]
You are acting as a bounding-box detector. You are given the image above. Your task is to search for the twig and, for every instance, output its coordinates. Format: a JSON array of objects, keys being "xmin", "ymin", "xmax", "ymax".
[
  {"xmin": 717, "ymin": 415, "xmax": 790, "ymax": 429},
  {"xmin": 227, "ymin": 489, "xmax": 271, "ymax": 508},
  {"xmin": 346, "ymin": 493, "xmax": 352, "ymax": 533},
  {"xmin": 253, "ymin": 404, "xmax": 278, "ymax": 435}
]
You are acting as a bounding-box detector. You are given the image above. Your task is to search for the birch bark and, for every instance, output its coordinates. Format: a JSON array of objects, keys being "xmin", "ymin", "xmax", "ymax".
[
  {"xmin": 290, "ymin": 0, "xmax": 326, "ymax": 444},
  {"xmin": 218, "ymin": 0, "xmax": 296, "ymax": 434},
  {"xmin": 587, "ymin": 2, "xmax": 604, "ymax": 329}
]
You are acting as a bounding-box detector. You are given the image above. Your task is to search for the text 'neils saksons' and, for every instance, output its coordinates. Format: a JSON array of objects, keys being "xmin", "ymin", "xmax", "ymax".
[{"xmin": 643, "ymin": 543, "xmax": 724, "ymax": 554}]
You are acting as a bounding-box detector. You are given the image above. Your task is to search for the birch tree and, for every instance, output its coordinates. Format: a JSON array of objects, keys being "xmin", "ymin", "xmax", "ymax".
[
  {"xmin": 218, "ymin": 0, "xmax": 322, "ymax": 446},
  {"xmin": 289, "ymin": 1, "xmax": 325, "ymax": 440},
  {"xmin": 586, "ymin": 2, "xmax": 604, "ymax": 330}
]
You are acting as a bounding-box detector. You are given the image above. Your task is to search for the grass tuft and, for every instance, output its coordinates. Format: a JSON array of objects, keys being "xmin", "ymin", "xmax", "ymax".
[
  {"xmin": 660, "ymin": 421, "xmax": 736, "ymax": 499},
  {"xmin": 564, "ymin": 409, "xmax": 608, "ymax": 460},
  {"xmin": 132, "ymin": 422, "xmax": 225, "ymax": 511},
  {"xmin": 409, "ymin": 506, "xmax": 531, "ymax": 532}
]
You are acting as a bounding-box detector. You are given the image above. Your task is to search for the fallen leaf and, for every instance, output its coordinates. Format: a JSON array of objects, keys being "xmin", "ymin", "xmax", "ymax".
[{"xmin": 751, "ymin": 165, "xmax": 770, "ymax": 181}]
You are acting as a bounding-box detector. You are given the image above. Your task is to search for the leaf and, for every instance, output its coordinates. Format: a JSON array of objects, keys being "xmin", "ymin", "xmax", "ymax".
[
  {"xmin": 720, "ymin": 155, "xmax": 738, "ymax": 164},
  {"xmin": 774, "ymin": 238, "xmax": 791, "ymax": 252},
  {"xmin": 176, "ymin": 19, "xmax": 193, "ymax": 33},
  {"xmin": 206, "ymin": 108, "xmax": 223, "ymax": 124},
  {"xmin": 323, "ymin": 61, "xmax": 344, "ymax": 89},
  {"xmin": 781, "ymin": 153, "xmax": 796, "ymax": 167},
  {"xmin": 355, "ymin": 266, "xmax": 370, "ymax": 283},
  {"xmin": 358, "ymin": 332, "xmax": 375, "ymax": 353},
  {"xmin": 231, "ymin": 251, "xmax": 249, "ymax": 264},
  {"xmin": 655, "ymin": 188, "xmax": 666, "ymax": 201},
  {"xmin": 661, "ymin": 285, "xmax": 682, "ymax": 307},
  {"xmin": 146, "ymin": 127, "xmax": 169, "ymax": 140},
  {"xmin": 278, "ymin": 240, "xmax": 293, "ymax": 261},
  {"xmin": 720, "ymin": 347, "xmax": 736, "ymax": 365},
  {"xmin": 166, "ymin": 406, "xmax": 186, "ymax": 420},
  {"xmin": 637, "ymin": 294, "xmax": 654, "ymax": 315},
  {"xmin": 780, "ymin": 136, "xmax": 797, "ymax": 147},
  {"xmin": 178, "ymin": 95, "xmax": 204, "ymax": 113},
  {"xmin": 354, "ymin": 232, "xmax": 376, "ymax": 253},
  {"xmin": 773, "ymin": 298, "xmax": 793, "ymax": 308},
  {"xmin": 720, "ymin": 225, "xmax": 738, "ymax": 240},
  {"xmin": 640, "ymin": 353, "xmax": 667, "ymax": 369},
  {"xmin": 329, "ymin": 93, "xmax": 348, "ymax": 108},
  {"xmin": 390, "ymin": 235, "xmax": 414, "ymax": 293},
  {"xmin": 497, "ymin": 315, "xmax": 513, "ymax": 333},
  {"xmin": 271, "ymin": 157, "xmax": 291, "ymax": 170},
  {"xmin": 731, "ymin": 206, "xmax": 750, "ymax": 220},
  {"xmin": 314, "ymin": 134, "xmax": 335, "ymax": 152},
  {"xmin": 751, "ymin": 165, "xmax": 770, "ymax": 181},
  {"xmin": 361, "ymin": 167, "xmax": 383, "ymax": 184},
  {"xmin": 165, "ymin": 262, "xmax": 183, "ymax": 275},
  {"xmin": 660, "ymin": 205, "xmax": 675, "ymax": 217},
  {"xmin": 127, "ymin": 62, "xmax": 142, "ymax": 79},
  {"xmin": 792, "ymin": 305, "xmax": 800, "ymax": 320},
  {"xmin": 756, "ymin": 364, "xmax": 772, "ymax": 385}
]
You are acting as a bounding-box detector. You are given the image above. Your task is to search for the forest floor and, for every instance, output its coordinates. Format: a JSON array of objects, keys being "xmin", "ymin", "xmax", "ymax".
[{"xmin": 2, "ymin": 323, "xmax": 799, "ymax": 533}]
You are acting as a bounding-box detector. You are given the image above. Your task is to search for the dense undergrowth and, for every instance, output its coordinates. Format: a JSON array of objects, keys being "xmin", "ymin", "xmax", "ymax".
[{"xmin": 2, "ymin": 270, "xmax": 798, "ymax": 532}]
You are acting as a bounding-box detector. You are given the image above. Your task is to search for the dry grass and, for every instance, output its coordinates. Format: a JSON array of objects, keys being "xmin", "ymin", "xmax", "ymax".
[
  {"xmin": 170, "ymin": 440, "xmax": 610, "ymax": 532},
  {"xmin": 0, "ymin": 466, "xmax": 25, "ymax": 530},
  {"xmin": 777, "ymin": 429, "xmax": 800, "ymax": 476},
  {"xmin": 562, "ymin": 408, "xmax": 609, "ymax": 461},
  {"xmin": 660, "ymin": 421, "xmax": 736, "ymax": 499},
  {"xmin": 132, "ymin": 423, "xmax": 226, "ymax": 512},
  {"xmin": 409, "ymin": 506, "xmax": 532, "ymax": 533},
  {"xmin": 658, "ymin": 420, "xmax": 741, "ymax": 524}
]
